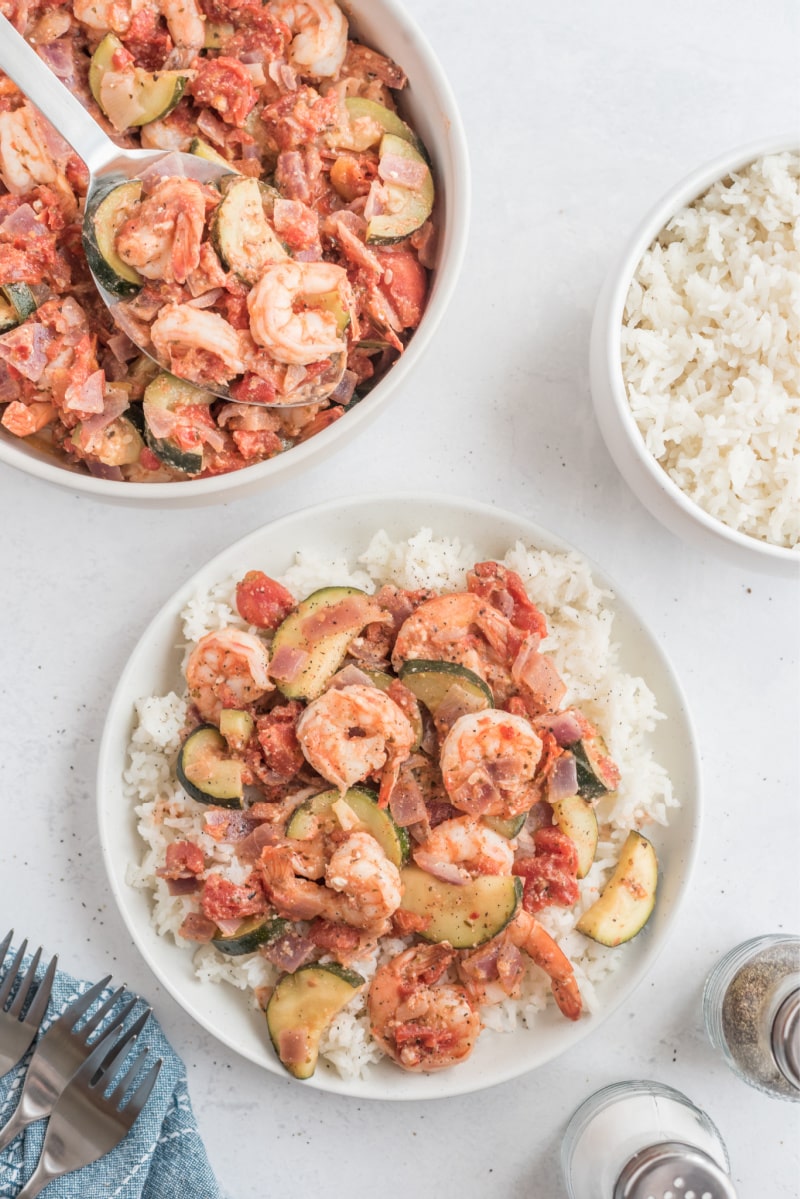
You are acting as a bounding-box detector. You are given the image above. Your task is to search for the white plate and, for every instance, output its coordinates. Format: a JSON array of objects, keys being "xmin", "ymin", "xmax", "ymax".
[{"xmin": 97, "ymin": 493, "xmax": 701, "ymax": 1100}]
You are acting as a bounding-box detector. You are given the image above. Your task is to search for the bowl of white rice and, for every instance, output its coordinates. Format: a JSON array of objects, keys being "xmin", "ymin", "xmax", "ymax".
[
  {"xmin": 97, "ymin": 492, "xmax": 701, "ymax": 1099},
  {"xmin": 590, "ymin": 137, "xmax": 800, "ymax": 574}
]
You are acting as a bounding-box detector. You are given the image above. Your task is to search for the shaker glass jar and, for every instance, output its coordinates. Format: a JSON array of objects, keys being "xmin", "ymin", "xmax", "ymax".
[
  {"xmin": 703, "ymin": 934, "xmax": 800, "ymax": 1101},
  {"xmin": 561, "ymin": 1080, "xmax": 735, "ymax": 1199}
]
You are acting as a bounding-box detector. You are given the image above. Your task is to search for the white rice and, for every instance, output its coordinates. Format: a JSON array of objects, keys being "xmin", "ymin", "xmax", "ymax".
[
  {"xmin": 124, "ymin": 530, "xmax": 678, "ymax": 1078},
  {"xmin": 621, "ymin": 151, "xmax": 800, "ymax": 549}
]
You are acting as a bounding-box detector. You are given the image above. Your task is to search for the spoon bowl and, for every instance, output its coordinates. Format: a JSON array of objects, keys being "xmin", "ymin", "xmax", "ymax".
[{"xmin": 0, "ymin": 15, "xmax": 328, "ymax": 407}]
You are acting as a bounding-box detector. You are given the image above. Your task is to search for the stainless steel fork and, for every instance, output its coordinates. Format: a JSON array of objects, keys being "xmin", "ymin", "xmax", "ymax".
[
  {"xmin": 16, "ymin": 1027, "xmax": 162, "ymax": 1198},
  {"xmin": 0, "ymin": 932, "xmax": 57, "ymax": 1080},
  {"xmin": 0, "ymin": 974, "xmax": 149, "ymax": 1151}
]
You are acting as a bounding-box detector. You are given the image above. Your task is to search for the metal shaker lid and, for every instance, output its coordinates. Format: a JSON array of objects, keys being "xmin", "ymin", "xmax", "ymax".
[
  {"xmin": 772, "ymin": 987, "xmax": 800, "ymax": 1091},
  {"xmin": 613, "ymin": 1141, "xmax": 737, "ymax": 1199}
]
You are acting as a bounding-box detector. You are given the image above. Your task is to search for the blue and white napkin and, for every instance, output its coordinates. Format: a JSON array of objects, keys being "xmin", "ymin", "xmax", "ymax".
[{"xmin": 0, "ymin": 956, "xmax": 222, "ymax": 1199}]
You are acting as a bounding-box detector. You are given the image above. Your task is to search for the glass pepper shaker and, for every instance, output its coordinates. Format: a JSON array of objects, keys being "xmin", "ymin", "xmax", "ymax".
[
  {"xmin": 561, "ymin": 1080, "xmax": 737, "ymax": 1199},
  {"xmin": 703, "ymin": 934, "xmax": 800, "ymax": 1101}
]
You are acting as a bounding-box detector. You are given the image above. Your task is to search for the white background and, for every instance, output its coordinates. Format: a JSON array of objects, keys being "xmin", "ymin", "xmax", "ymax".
[{"xmin": 1, "ymin": 0, "xmax": 799, "ymax": 1195}]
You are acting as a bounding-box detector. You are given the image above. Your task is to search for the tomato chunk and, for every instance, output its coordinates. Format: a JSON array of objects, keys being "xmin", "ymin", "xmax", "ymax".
[
  {"xmin": 235, "ymin": 570, "xmax": 296, "ymax": 630},
  {"xmin": 513, "ymin": 827, "xmax": 579, "ymax": 913}
]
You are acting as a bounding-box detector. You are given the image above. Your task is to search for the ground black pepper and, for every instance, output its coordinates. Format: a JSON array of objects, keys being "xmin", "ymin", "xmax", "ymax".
[{"xmin": 714, "ymin": 938, "xmax": 800, "ymax": 1099}]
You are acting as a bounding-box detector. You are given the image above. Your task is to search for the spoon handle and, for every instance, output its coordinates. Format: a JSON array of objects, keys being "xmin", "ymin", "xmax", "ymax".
[{"xmin": 0, "ymin": 14, "xmax": 119, "ymax": 177}]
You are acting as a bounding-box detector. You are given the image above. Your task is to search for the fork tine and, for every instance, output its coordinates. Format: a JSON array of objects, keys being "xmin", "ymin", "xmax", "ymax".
[
  {"xmin": 19, "ymin": 953, "xmax": 57, "ymax": 1029},
  {"xmin": 57, "ymin": 975, "xmax": 112, "ymax": 1028},
  {"xmin": 93, "ymin": 1008, "xmax": 152, "ymax": 1087},
  {"xmin": 78, "ymin": 984, "xmax": 127, "ymax": 1039},
  {"xmin": 8, "ymin": 947, "xmax": 42, "ymax": 1018},
  {"xmin": 0, "ymin": 931, "xmax": 12, "ymax": 966},
  {"xmin": 107, "ymin": 1047, "xmax": 149, "ymax": 1105},
  {"xmin": 0, "ymin": 939, "xmax": 27, "ymax": 1008},
  {"xmin": 86, "ymin": 992, "xmax": 138, "ymax": 1046},
  {"xmin": 121, "ymin": 1058, "xmax": 162, "ymax": 1126}
]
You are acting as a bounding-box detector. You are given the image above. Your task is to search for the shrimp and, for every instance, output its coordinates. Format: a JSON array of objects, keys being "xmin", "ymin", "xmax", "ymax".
[
  {"xmin": 368, "ymin": 943, "xmax": 481, "ymax": 1072},
  {"xmin": 324, "ymin": 831, "xmax": 403, "ymax": 928},
  {"xmin": 116, "ymin": 177, "xmax": 208, "ymax": 285},
  {"xmin": 0, "ymin": 104, "xmax": 72, "ymax": 206},
  {"xmin": 150, "ymin": 304, "xmax": 247, "ymax": 382},
  {"xmin": 260, "ymin": 831, "xmax": 402, "ymax": 930},
  {"xmin": 413, "ymin": 816, "xmax": 514, "ymax": 884},
  {"xmin": 247, "ymin": 261, "xmax": 354, "ymax": 366},
  {"xmin": 159, "ymin": 0, "xmax": 205, "ymax": 54},
  {"xmin": 74, "ymin": 0, "xmax": 204, "ymax": 51},
  {"xmin": 185, "ymin": 628, "xmax": 273, "ymax": 723},
  {"xmin": 295, "ymin": 683, "xmax": 415, "ymax": 806},
  {"xmin": 391, "ymin": 592, "xmax": 519, "ymax": 694},
  {"xmin": 269, "ymin": 0, "xmax": 348, "ymax": 78},
  {"xmin": 508, "ymin": 910, "xmax": 582, "ymax": 1021},
  {"xmin": 439, "ymin": 709, "xmax": 544, "ymax": 820},
  {"xmin": 72, "ymin": 0, "xmax": 144, "ymax": 34}
]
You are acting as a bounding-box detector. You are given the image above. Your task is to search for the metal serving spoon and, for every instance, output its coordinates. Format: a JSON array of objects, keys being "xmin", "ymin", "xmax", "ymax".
[{"xmin": 0, "ymin": 15, "xmax": 331, "ymax": 407}]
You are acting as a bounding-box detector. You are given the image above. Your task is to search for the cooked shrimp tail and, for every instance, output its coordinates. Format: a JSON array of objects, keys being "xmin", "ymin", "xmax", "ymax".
[{"xmin": 510, "ymin": 910, "xmax": 582, "ymax": 1021}]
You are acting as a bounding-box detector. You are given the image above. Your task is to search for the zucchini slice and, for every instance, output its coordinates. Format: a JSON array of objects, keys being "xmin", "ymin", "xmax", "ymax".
[
  {"xmin": 0, "ymin": 283, "xmax": 38, "ymax": 326},
  {"xmin": 82, "ymin": 178, "xmax": 143, "ymax": 297},
  {"xmin": 551, "ymin": 796, "xmax": 598, "ymax": 879},
  {"xmin": 176, "ymin": 724, "xmax": 244, "ymax": 808},
  {"xmin": 566, "ymin": 734, "xmax": 620, "ymax": 800},
  {"xmin": 90, "ymin": 33, "xmax": 188, "ymax": 130},
  {"xmin": 285, "ymin": 786, "xmax": 410, "ymax": 868},
  {"xmin": 266, "ymin": 963, "xmax": 365, "ymax": 1079},
  {"xmin": 0, "ymin": 295, "xmax": 17, "ymax": 334},
  {"xmin": 398, "ymin": 865, "xmax": 522, "ymax": 949},
  {"xmin": 398, "ymin": 660, "xmax": 493, "ymax": 733},
  {"xmin": 210, "ymin": 176, "xmax": 287, "ymax": 284},
  {"xmin": 212, "ymin": 914, "xmax": 288, "ymax": 956},
  {"xmin": 71, "ymin": 414, "xmax": 144, "ymax": 467},
  {"xmin": 189, "ymin": 137, "xmax": 234, "ymax": 170},
  {"xmin": 219, "ymin": 708, "xmax": 254, "ymax": 753},
  {"xmin": 341, "ymin": 97, "xmax": 422, "ymax": 152},
  {"xmin": 270, "ymin": 586, "xmax": 378, "ymax": 702},
  {"xmin": 142, "ymin": 372, "xmax": 214, "ymax": 475},
  {"xmin": 483, "ymin": 813, "xmax": 526, "ymax": 840},
  {"xmin": 366, "ymin": 133, "xmax": 434, "ymax": 245},
  {"xmin": 576, "ymin": 830, "xmax": 658, "ymax": 946}
]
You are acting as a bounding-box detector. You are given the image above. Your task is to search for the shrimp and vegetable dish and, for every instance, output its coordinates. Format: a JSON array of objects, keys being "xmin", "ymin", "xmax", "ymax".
[
  {"xmin": 126, "ymin": 533, "xmax": 676, "ymax": 1080},
  {"xmin": 0, "ymin": 0, "xmax": 435, "ymax": 479}
]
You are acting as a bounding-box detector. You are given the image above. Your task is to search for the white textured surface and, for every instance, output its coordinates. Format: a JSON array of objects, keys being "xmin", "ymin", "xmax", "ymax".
[{"xmin": 0, "ymin": 0, "xmax": 798, "ymax": 1195}]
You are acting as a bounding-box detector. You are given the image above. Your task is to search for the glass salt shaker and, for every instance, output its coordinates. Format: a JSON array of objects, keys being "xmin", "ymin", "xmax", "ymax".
[
  {"xmin": 703, "ymin": 934, "xmax": 800, "ymax": 1101},
  {"xmin": 561, "ymin": 1080, "xmax": 736, "ymax": 1199}
]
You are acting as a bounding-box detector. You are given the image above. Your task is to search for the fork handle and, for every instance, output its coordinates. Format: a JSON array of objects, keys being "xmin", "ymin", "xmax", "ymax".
[
  {"xmin": 0, "ymin": 1096, "xmax": 35, "ymax": 1154},
  {"xmin": 13, "ymin": 1155, "xmax": 58, "ymax": 1199}
]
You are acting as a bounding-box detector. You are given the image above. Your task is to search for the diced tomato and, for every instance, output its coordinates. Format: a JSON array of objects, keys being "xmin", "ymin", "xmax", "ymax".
[
  {"xmin": 200, "ymin": 872, "xmax": 268, "ymax": 921},
  {"xmin": 159, "ymin": 839, "xmax": 205, "ymax": 878},
  {"xmin": 307, "ymin": 918, "xmax": 361, "ymax": 953},
  {"xmin": 231, "ymin": 427, "xmax": 282, "ymax": 460},
  {"xmin": 138, "ymin": 446, "xmax": 163, "ymax": 472},
  {"xmin": 1, "ymin": 400, "xmax": 55, "ymax": 437},
  {"xmin": 392, "ymin": 909, "xmax": 431, "ymax": 936},
  {"xmin": 190, "ymin": 56, "xmax": 257, "ymax": 127},
  {"xmin": 256, "ymin": 701, "xmax": 305, "ymax": 779},
  {"xmin": 375, "ymin": 249, "xmax": 428, "ymax": 329},
  {"xmin": 513, "ymin": 827, "xmax": 579, "ymax": 913},
  {"xmin": 468, "ymin": 561, "xmax": 548, "ymax": 640},
  {"xmin": 229, "ymin": 371, "xmax": 278, "ymax": 405},
  {"xmin": 178, "ymin": 912, "xmax": 217, "ymax": 942},
  {"xmin": 236, "ymin": 570, "xmax": 295, "ymax": 629}
]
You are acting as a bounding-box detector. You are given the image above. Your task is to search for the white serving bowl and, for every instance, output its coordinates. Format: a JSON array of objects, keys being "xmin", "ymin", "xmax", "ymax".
[
  {"xmin": 0, "ymin": 0, "xmax": 469, "ymax": 507},
  {"xmin": 590, "ymin": 135, "xmax": 800, "ymax": 576}
]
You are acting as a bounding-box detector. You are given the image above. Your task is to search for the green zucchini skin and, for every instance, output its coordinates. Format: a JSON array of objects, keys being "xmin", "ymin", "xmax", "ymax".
[
  {"xmin": 576, "ymin": 830, "xmax": 658, "ymax": 946},
  {"xmin": 82, "ymin": 178, "xmax": 143, "ymax": 298},
  {"xmin": 89, "ymin": 33, "xmax": 187, "ymax": 129},
  {"xmin": 176, "ymin": 724, "xmax": 244, "ymax": 808},
  {"xmin": 212, "ymin": 915, "xmax": 289, "ymax": 956},
  {"xmin": 266, "ymin": 963, "xmax": 365, "ymax": 1079},
  {"xmin": 366, "ymin": 133, "xmax": 434, "ymax": 245},
  {"xmin": 142, "ymin": 373, "xmax": 214, "ymax": 475},
  {"xmin": 398, "ymin": 659, "xmax": 493, "ymax": 715},
  {"xmin": 286, "ymin": 786, "xmax": 410, "ymax": 868},
  {"xmin": 567, "ymin": 735, "xmax": 619, "ymax": 800},
  {"xmin": 210, "ymin": 176, "xmax": 286, "ymax": 284},
  {"xmin": 0, "ymin": 284, "xmax": 39, "ymax": 332}
]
